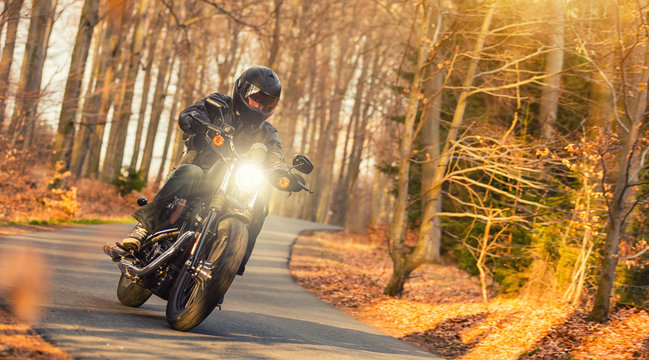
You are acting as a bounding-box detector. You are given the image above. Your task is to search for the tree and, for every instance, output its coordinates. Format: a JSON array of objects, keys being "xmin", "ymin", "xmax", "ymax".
[
  {"xmin": 9, "ymin": 0, "xmax": 56, "ymax": 147},
  {"xmin": 84, "ymin": 1, "xmax": 128, "ymax": 178},
  {"xmin": 385, "ymin": 0, "xmax": 435, "ymax": 296},
  {"xmin": 538, "ymin": 0, "xmax": 565, "ymax": 140},
  {"xmin": 589, "ymin": 0, "xmax": 649, "ymax": 322},
  {"xmin": 416, "ymin": 7, "xmax": 445, "ymax": 264},
  {"xmin": 52, "ymin": 0, "xmax": 100, "ymax": 178},
  {"xmin": 0, "ymin": 0, "xmax": 24, "ymax": 129},
  {"xmin": 139, "ymin": 24, "xmax": 176, "ymax": 180},
  {"xmin": 101, "ymin": 0, "xmax": 149, "ymax": 181},
  {"xmin": 129, "ymin": 8, "xmax": 163, "ymax": 170}
]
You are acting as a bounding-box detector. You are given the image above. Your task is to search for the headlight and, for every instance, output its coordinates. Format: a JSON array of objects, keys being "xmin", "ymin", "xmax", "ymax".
[{"xmin": 235, "ymin": 163, "xmax": 265, "ymax": 191}]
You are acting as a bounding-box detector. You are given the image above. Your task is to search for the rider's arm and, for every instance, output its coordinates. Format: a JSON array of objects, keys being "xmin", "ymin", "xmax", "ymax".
[
  {"xmin": 259, "ymin": 122, "xmax": 286, "ymax": 169},
  {"xmin": 178, "ymin": 93, "xmax": 230, "ymax": 134}
]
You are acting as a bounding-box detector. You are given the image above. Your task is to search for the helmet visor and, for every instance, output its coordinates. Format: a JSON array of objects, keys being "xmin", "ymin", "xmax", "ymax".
[{"xmin": 238, "ymin": 79, "xmax": 280, "ymax": 115}]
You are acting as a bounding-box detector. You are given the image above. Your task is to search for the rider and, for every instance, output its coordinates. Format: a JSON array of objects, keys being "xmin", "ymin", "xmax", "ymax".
[{"xmin": 116, "ymin": 66, "xmax": 291, "ymax": 275}]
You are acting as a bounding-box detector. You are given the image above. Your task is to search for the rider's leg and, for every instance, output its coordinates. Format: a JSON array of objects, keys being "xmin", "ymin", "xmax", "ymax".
[{"xmin": 119, "ymin": 164, "xmax": 205, "ymax": 250}]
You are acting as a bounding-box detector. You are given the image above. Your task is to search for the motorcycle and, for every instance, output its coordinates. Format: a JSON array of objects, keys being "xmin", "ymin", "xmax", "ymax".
[{"xmin": 103, "ymin": 98, "xmax": 313, "ymax": 331}]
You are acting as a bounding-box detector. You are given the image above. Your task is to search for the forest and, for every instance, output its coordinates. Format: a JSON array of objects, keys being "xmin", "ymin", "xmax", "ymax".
[{"xmin": 0, "ymin": 0, "xmax": 648, "ymax": 356}]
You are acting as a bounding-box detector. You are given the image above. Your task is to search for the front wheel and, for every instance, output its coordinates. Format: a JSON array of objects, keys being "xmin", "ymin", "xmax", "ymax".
[
  {"xmin": 117, "ymin": 274, "xmax": 152, "ymax": 307},
  {"xmin": 166, "ymin": 218, "xmax": 248, "ymax": 331}
]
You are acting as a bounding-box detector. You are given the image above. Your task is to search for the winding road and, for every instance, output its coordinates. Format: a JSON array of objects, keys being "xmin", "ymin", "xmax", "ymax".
[{"xmin": 0, "ymin": 216, "xmax": 436, "ymax": 359}]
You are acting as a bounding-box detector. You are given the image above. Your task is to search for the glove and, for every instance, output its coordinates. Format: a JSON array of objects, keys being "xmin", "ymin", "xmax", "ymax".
[
  {"xmin": 179, "ymin": 111, "xmax": 209, "ymax": 134},
  {"xmin": 290, "ymin": 173, "xmax": 305, "ymax": 190},
  {"xmin": 269, "ymin": 169, "xmax": 305, "ymax": 192}
]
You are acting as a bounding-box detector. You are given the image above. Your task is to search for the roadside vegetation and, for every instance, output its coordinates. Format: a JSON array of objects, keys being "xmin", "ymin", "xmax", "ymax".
[
  {"xmin": 290, "ymin": 229, "xmax": 649, "ymax": 359},
  {"xmin": 0, "ymin": 140, "xmax": 153, "ymax": 225}
]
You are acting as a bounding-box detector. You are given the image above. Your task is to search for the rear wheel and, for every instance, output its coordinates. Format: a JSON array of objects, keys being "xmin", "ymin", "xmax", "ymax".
[
  {"xmin": 166, "ymin": 218, "xmax": 248, "ymax": 331},
  {"xmin": 117, "ymin": 274, "xmax": 152, "ymax": 307}
]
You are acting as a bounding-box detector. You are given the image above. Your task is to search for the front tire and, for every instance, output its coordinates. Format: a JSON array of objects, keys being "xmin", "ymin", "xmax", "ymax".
[
  {"xmin": 166, "ymin": 218, "xmax": 248, "ymax": 331},
  {"xmin": 117, "ymin": 274, "xmax": 152, "ymax": 307}
]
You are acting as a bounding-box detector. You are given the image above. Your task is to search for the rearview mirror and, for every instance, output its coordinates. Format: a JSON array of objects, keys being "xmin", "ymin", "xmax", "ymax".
[{"xmin": 292, "ymin": 154, "xmax": 313, "ymax": 174}]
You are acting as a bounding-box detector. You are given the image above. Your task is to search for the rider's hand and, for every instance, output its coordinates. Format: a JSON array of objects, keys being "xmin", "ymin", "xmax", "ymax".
[
  {"xmin": 179, "ymin": 111, "xmax": 209, "ymax": 134},
  {"xmin": 270, "ymin": 169, "xmax": 305, "ymax": 192},
  {"xmin": 290, "ymin": 173, "xmax": 305, "ymax": 189}
]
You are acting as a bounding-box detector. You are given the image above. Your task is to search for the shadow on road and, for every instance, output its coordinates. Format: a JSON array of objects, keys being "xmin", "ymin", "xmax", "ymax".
[{"xmin": 39, "ymin": 304, "xmax": 427, "ymax": 358}]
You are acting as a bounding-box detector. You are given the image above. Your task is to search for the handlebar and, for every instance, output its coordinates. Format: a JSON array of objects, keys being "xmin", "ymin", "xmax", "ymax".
[
  {"xmin": 191, "ymin": 113, "xmax": 313, "ymax": 194},
  {"xmin": 267, "ymin": 166, "xmax": 313, "ymax": 194}
]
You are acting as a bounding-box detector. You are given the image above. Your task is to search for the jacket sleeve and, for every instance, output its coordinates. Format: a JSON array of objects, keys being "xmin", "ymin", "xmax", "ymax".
[
  {"xmin": 260, "ymin": 122, "xmax": 287, "ymax": 169},
  {"xmin": 178, "ymin": 93, "xmax": 230, "ymax": 134}
]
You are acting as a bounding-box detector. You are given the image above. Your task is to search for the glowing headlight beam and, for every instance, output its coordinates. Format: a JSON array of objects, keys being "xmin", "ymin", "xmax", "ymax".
[{"xmin": 235, "ymin": 163, "xmax": 265, "ymax": 191}]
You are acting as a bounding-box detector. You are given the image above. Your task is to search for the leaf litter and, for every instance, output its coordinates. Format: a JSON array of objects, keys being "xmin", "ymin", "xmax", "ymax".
[{"xmin": 289, "ymin": 229, "xmax": 649, "ymax": 359}]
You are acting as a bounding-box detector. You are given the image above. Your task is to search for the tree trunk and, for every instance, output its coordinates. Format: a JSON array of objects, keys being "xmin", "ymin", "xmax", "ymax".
[
  {"xmin": 299, "ymin": 42, "xmax": 328, "ymax": 220},
  {"xmin": 85, "ymin": 9, "xmax": 125, "ymax": 178},
  {"xmin": 418, "ymin": 67, "xmax": 444, "ymax": 263},
  {"xmin": 9, "ymin": 0, "xmax": 55, "ymax": 148},
  {"xmin": 172, "ymin": 39, "xmax": 199, "ymax": 167},
  {"xmin": 155, "ymin": 60, "xmax": 184, "ymax": 184},
  {"xmin": 140, "ymin": 27, "xmax": 174, "ymax": 180},
  {"xmin": 52, "ymin": 0, "xmax": 100, "ymax": 177},
  {"xmin": 266, "ymin": 0, "xmax": 282, "ymax": 69},
  {"xmin": 590, "ymin": 32, "xmax": 649, "ymax": 323},
  {"xmin": 69, "ymin": 18, "xmax": 105, "ymax": 178},
  {"xmin": 154, "ymin": 61, "xmax": 181, "ymax": 186},
  {"xmin": 314, "ymin": 22, "xmax": 357, "ymax": 223},
  {"xmin": 298, "ymin": 45, "xmax": 320, "ymax": 220},
  {"xmin": 331, "ymin": 44, "xmax": 371, "ymax": 226},
  {"xmin": 385, "ymin": 2, "xmax": 494, "ymax": 296},
  {"xmin": 384, "ymin": 0, "xmax": 434, "ymax": 297},
  {"xmin": 589, "ymin": 133, "xmax": 636, "ymax": 322},
  {"xmin": 216, "ymin": 23, "xmax": 241, "ymax": 94},
  {"xmin": 417, "ymin": 9, "xmax": 444, "ymax": 263},
  {"xmin": 539, "ymin": 0, "xmax": 564, "ymax": 140},
  {"xmin": 101, "ymin": 0, "xmax": 149, "ymax": 181},
  {"xmin": 130, "ymin": 15, "xmax": 162, "ymax": 170},
  {"xmin": 0, "ymin": 0, "xmax": 24, "ymax": 129}
]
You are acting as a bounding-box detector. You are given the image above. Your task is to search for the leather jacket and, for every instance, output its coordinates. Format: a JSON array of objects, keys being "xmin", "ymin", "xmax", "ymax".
[{"xmin": 177, "ymin": 93, "xmax": 286, "ymax": 171}]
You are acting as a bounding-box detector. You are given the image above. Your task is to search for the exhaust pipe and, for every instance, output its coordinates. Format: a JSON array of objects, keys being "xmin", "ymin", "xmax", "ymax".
[{"xmin": 119, "ymin": 231, "xmax": 196, "ymax": 278}]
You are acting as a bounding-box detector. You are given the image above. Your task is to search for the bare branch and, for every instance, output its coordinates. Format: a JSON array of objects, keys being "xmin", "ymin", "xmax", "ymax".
[
  {"xmin": 198, "ymin": 0, "xmax": 261, "ymax": 32},
  {"xmin": 434, "ymin": 211, "xmax": 529, "ymax": 224},
  {"xmin": 619, "ymin": 248, "xmax": 649, "ymax": 261}
]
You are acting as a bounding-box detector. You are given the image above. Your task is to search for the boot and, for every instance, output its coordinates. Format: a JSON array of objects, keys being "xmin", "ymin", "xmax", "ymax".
[{"xmin": 116, "ymin": 222, "xmax": 148, "ymax": 251}]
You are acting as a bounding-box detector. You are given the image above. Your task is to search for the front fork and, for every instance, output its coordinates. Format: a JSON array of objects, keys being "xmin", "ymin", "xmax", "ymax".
[
  {"xmin": 185, "ymin": 205, "xmax": 221, "ymax": 277},
  {"xmin": 184, "ymin": 163, "xmax": 232, "ymax": 275},
  {"xmin": 184, "ymin": 161, "xmax": 257, "ymax": 279}
]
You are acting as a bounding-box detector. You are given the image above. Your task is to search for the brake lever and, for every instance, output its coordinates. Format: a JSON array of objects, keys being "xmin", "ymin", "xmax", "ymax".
[{"xmin": 290, "ymin": 169, "xmax": 313, "ymax": 194}]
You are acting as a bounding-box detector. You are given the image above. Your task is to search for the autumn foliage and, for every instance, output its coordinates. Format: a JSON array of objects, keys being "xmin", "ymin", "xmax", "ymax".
[{"xmin": 0, "ymin": 139, "xmax": 153, "ymax": 223}]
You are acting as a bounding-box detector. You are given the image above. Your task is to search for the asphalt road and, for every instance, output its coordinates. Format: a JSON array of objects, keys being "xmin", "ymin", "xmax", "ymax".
[{"xmin": 0, "ymin": 216, "xmax": 437, "ymax": 359}]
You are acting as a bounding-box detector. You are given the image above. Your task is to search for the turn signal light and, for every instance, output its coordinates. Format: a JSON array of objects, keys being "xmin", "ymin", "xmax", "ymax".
[
  {"xmin": 278, "ymin": 177, "xmax": 290, "ymax": 188},
  {"xmin": 212, "ymin": 135, "xmax": 225, "ymax": 147}
]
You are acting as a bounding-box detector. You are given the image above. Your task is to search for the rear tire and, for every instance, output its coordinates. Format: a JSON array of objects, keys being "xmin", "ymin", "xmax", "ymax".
[
  {"xmin": 117, "ymin": 274, "xmax": 152, "ymax": 307},
  {"xmin": 166, "ymin": 218, "xmax": 248, "ymax": 331}
]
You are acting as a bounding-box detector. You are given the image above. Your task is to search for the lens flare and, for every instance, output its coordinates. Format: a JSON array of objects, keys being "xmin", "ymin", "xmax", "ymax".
[{"xmin": 235, "ymin": 163, "xmax": 265, "ymax": 190}]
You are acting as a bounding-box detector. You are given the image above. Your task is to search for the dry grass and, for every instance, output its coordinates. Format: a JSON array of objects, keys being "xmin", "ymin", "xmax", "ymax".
[{"xmin": 289, "ymin": 229, "xmax": 649, "ymax": 359}]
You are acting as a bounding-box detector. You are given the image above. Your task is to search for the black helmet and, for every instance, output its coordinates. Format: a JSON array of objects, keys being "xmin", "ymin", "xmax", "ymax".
[{"xmin": 232, "ymin": 66, "xmax": 281, "ymax": 127}]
